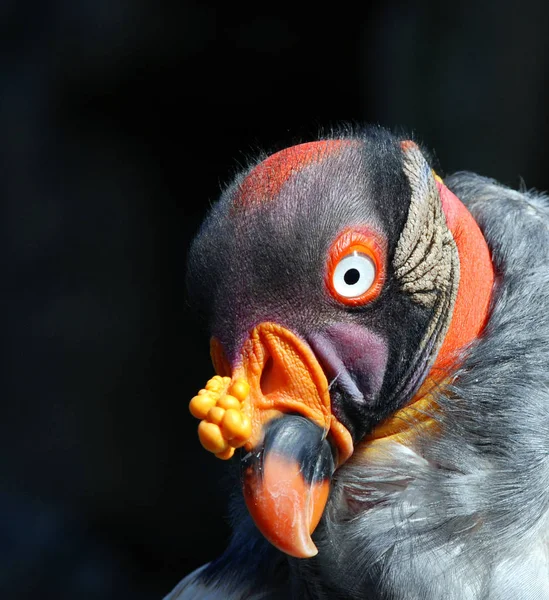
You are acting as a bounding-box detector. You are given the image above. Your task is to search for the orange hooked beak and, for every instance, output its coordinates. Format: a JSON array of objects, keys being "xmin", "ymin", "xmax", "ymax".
[{"xmin": 190, "ymin": 322, "xmax": 354, "ymax": 558}]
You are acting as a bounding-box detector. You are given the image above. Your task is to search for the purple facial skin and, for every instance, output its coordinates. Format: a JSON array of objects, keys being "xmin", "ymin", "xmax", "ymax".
[{"xmin": 309, "ymin": 323, "xmax": 388, "ymax": 436}]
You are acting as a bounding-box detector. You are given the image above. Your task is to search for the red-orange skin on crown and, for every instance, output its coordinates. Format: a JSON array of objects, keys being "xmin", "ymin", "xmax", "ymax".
[{"xmin": 233, "ymin": 140, "xmax": 356, "ymax": 210}]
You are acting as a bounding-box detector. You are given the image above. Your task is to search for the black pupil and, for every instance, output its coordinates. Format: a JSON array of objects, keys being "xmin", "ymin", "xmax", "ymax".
[{"xmin": 344, "ymin": 268, "xmax": 360, "ymax": 285}]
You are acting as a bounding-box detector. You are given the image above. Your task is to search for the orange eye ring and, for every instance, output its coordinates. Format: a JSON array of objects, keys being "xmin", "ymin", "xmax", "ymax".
[{"xmin": 325, "ymin": 227, "xmax": 386, "ymax": 306}]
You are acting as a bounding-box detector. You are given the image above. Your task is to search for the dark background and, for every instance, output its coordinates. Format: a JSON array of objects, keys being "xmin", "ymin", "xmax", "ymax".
[{"xmin": 3, "ymin": 1, "xmax": 549, "ymax": 598}]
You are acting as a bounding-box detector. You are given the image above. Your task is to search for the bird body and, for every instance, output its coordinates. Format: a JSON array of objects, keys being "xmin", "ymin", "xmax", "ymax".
[{"xmin": 167, "ymin": 127, "xmax": 549, "ymax": 599}]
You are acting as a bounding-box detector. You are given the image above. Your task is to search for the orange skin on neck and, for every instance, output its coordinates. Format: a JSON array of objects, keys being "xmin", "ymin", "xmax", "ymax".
[{"xmin": 433, "ymin": 179, "xmax": 495, "ymax": 373}]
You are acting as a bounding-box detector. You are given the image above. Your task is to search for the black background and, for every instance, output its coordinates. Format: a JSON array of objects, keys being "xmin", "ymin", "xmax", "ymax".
[{"xmin": 3, "ymin": 1, "xmax": 549, "ymax": 598}]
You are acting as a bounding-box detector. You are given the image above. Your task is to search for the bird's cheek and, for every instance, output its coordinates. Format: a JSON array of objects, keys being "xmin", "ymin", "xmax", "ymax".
[{"xmin": 309, "ymin": 324, "xmax": 389, "ymax": 440}]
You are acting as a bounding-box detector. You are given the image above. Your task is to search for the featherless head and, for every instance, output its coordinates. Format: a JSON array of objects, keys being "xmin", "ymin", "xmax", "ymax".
[{"xmin": 186, "ymin": 127, "xmax": 494, "ymax": 558}]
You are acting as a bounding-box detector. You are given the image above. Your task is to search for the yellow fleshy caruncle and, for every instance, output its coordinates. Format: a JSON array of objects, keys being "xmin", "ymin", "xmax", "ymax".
[{"xmin": 189, "ymin": 376, "xmax": 252, "ymax": 459}]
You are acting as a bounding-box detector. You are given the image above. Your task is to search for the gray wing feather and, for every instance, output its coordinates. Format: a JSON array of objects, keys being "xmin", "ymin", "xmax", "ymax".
[{"xmin": 164, "ymin": 564, "xmax": 282, "ymax": 600}]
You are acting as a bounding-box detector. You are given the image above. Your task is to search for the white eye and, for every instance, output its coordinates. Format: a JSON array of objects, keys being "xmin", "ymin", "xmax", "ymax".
[{"xmin": 332, "ymin": 252, "xmax": 376, "ymax": 298}]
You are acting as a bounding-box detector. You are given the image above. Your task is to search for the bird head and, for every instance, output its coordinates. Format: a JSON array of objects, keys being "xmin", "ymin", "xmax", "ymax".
[{"xmin": 186, "ymin": 129, "xmax": 494, "ymax": 558}]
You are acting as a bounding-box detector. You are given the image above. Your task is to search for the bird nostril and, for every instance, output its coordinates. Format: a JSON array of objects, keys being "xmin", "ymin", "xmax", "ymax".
[
  {"xmin": 260, "ymin": 356, "xmax": 275, "ymax": 396},
  {"xmin": 259, "ymin": 352, "xmax": 294, "ymax": 398}
]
